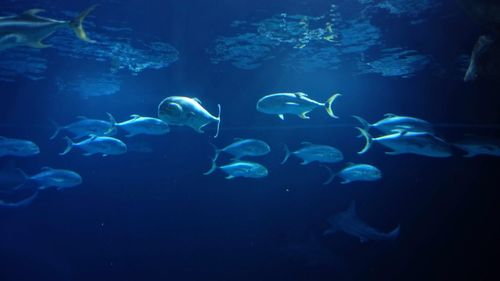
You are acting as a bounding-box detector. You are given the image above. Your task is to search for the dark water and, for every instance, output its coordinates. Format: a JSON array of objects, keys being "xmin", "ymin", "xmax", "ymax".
[{"xmin": 1, "ymin": 0, "xmax": 499, "ymax": 280}]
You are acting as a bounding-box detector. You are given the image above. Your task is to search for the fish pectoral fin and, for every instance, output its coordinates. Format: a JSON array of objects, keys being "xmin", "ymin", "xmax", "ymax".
[
  {"xmin": 29, "ymin": 40, "xmax": 52, "ymax": 48},
  {"xmin": 300, "ymin": 160, "xmax": 310, "ymax": 165},
  {"xmin": 299, "ymin": 112, "xmax": 310, "ymax": 119},
  {"xmin": 225, "ymin": 175, "xmax": 235, "ymax": 179},
  {"xmin": 285, "ymin": 102, "xmax": 300, "ymax": 106},
  {"xmin": 278, "ymin": 114, "xmax": 285, "ymax": 120},
  {"xmin": 22, "ymin": 9, "xmax": 46, "ymax": 16}
]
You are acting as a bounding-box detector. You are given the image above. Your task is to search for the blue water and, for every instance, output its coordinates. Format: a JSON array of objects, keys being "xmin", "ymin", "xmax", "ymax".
[{"xmin": 1, "ymin": 0, "xmax": 499, "ymax": 280}]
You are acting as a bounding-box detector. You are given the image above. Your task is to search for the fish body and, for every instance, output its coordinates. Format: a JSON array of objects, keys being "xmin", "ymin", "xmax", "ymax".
[
  {"xmin": 108, "ymin": 114, "xmax": 169, "ymax": 137},
  {"xmin": 25, "ymin": 167, "xmax": 82, "ymax": 190},
  {"xmin": 353, "ymin": 114, "xmax": 434, "ymax": 135},
  {"xmin": 158, "ymin": 96, "xmax": 221, "ymax": 137},
  {"xmin": 0, "ymin": 136, "xmax": 40, "ymax": 157},
  {"xmin": 282, "ymin": 143, "xmax": 343, "ymax": 165},
  {"xmin": 204, "ymin": 160, "xmax": 268, "ymax": 179},
  {"xmin": 59, "ymin": 135, "xmax": 127, "ymax": 156},
  {"xmin": 211, "ymin": 138, "xmax": 270, "ymax": 161},
  {"xmin": 324, "ymin": 202, "xmax": 400, "ymax": 243},
  {"xmin": 256, "ymin": 92, "xmax": 340, "ymax": 120},
  {"xmin": 50, "ymin": 115, "xmax": 116, "ymax": 140},
  {"xmin": 454, "ymin": 137, "xmax": 500, "ymax": 157},
  {"xmin": 0, "ymin": 5, "xmax": 97, "ymax": 52},
  {"xmin": 324, "ymin": 164, "xmax": 381, "ymax": 185}
]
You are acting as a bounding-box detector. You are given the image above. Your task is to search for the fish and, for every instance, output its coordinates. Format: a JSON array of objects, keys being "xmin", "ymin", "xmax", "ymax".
[
  {"xmin": 0, "ymin": 136, "xmax": 40, "ymax": 157},
  {"xmin": 464, "ymin": 35, "xmax": 495, "ymax": 82},
  {"xmin": 108, "ymin": 113, "xmax": 169, "ymax": 137},
  {"xmin": 17, "ymin": 167, "xmax": 82, "ymax": 190},
  {"xmin": 0, "ymin": 191, "xmax": 39, "ymax": 208},
  {"xmin": 281, "ymin": 143, "xmax": 343, "ymax": 165},
  {"xmin": 256, "ymin": 92, "xmax": 340, "ymax": 120},
  {"xmin": 356, "ymin": 127, "xmax": 453, "ymax": 158},
  {"xmin": 352, "ymin": 113, "xmax": 434, "ymax": 135},
  {"xmin": 59, "ymin": 135, "xmax": 127, "ymax": 157},
  {"xmin": 50, "ymin": 114, "xmax": 116, "ymax": 140},
  {"xmin": 323, "ymin": 202, "xmax": 400, "ymax": 243},
  {"xmin": 158, "ymin": 96, "xmax": 221, "ymax": 138},
  {"xmin": 454, "ymin": 137, "xmax": 500, "ymax": 157},
  {"xmin": 210, "ymin": 138, "xmax": 270, "ymax": 162},
  {"xmin": 323, "ymin": 163, "xmax": 382, "ymax": 185},
  {"xmin": 0, "ymin": 5, "xmax": 98, "ymax": 52},
  {"xmin": 203, "ymin": 160, "xmax": 268, "ymax": 179}
]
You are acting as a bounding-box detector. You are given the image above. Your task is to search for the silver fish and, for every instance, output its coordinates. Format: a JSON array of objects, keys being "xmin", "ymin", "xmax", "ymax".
[
  {"xmin": 357, "ymin": 127, "xmax": 453, "ymax": 158},
  {"xmin": 50, "ymin": 114, "xmax": 116, "ymax": 140},
  {"xmin": 108, "ymin": 113, "xmax": 169, "ymax": 137},
  {"xmin": 59, "ymin": 135, "xmax": 127, "ymax": 157},
  {"xmin": 324, "ymin": 202, "xmax": 400, "ymax": 243},
  {"xmin": 0, "ymin": 5, "xmax": 97, "ymax": 52},
  {"xmin": 281, "ymin": 142, "xmax": 343, "ymax": 165},
  {"xmin": 0, "ymin": 136, "xmax": 40, "ymax": 157},
  {"xmin": 210, "ymin": 138, "xmax": 270, "ymax": 162},
  {"xmin": 352, "ymin": 113, "xmax": 434, "ymax": 135},
  {"xmin": 454, "ymin": 137, "xmax": 500, "ymax": 157},
  {"xmin": 256, "ymin": 92, "xmax": 340, "ymax": 120},
  {"xmin": 18, "ymin": 167, "xmax": 82, "ymax": 190},
  {"xmin": 204, "ymin": 160, "xmax": 268, "ymax": 179},
  {"xmin": 323, "ymin": 163, "xmax": 382, "ymax": 185},
  {"xmin": 158, "ymin": 96, "xmax": 221, "ymax": 137}
]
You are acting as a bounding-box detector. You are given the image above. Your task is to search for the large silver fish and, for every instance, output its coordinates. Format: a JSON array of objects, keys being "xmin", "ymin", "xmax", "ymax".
[
  {"xmin": 108, "ymin": 113, "xmax": 170, "ymax": 137},
  {"xmin": 281, "ymin": 142, "xmax": 343, "ymax": 165},
  {"xmin": 323, "ymin": 163, "xmax": 382, "ymax": 185},
  {"xmin": 210, "ymin": 138, "xmax": 270, "ymax": 162},
  {"xmin": 352, "ymin": 113, "xmax": 434, "ymax": 135},
  {"xmin": 0, "ymin": 5, "xmax": 98, "ymax": 52},
  {"xmin": 256, "ymin": 92, "xmax": 341, "ymax": 120},
  {"xmin": 158, "ymin": 96, "xmax": 221, "ymax": 137},
  {"xmin": 203, "ymin": 160, "xmax": 268, "ymax": 179},
  {"xmin": 18, "ymin": 167, "xmax": 82, "ymax": 190},
  {"xmin": 0, "ymin": 136, "xmax": 40, "ymax": 157},
  {"xmin": 59, "ymin": 135, "xmax": 127, "ymax": 157},
  {"xmin": 324, "ymin": 202, "xmax": 400, "ymax": 243},
  {"xmin": 50, "ymin": 114, "xmax": 116, "ymax": 140}
]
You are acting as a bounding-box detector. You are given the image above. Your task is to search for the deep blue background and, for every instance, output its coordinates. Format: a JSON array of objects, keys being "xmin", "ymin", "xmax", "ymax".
[{"xmin": 1, "ymin": 1, "xmax": 499, "ymax": 280}]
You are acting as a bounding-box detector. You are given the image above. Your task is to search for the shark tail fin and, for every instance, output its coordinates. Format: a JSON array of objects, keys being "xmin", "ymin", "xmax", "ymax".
[
  {"xmin": 49, "ymin": 119, "xmax": 62, "ymax": 140},
  {"xmin": 387, "ymin": 226, "xmax": 400, "ymax": 240},
  {"xmin": 325, "ymin": 93, "xmax": 341, "ymax": 119},
  {"xmin": 214, "ymin": 104, "xmax": 221, "ymax": 138},
  {"xmin": 203, "ymin": 156, "xmax": 218, "ymax": 176},
  {"xmin": 281, "ymin": 144, "xmax": 291, "ymax": 164},
  {"xmin": 59, "ymin": 137, "xmax": 74, "ymax": 156},
  {"xmin": 69, "ymin": 4, "xmax": 98, "ymax": 43},
  {"xmin": 321, "ymin": 165, "xmax": 335, "ymax": 185},
  {"xmin": 356, "ymin": 127, "xmax": 373, "ymax": 154},
  {"xmin": 352, "ymin": 115, "xmax": 371, "ymax": 133}
]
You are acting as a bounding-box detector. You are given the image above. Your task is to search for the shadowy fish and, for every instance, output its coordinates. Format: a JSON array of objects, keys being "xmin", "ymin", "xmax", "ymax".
[
  {"xmin": 454, "ymin": 137, "xmax": 500, "ymax": 157},
  {"xmin": 0, "ymin": 191, "xmax": 39, "ymax": 208},
  {"xmin": 256, "ymin": 92, "xmax": 340, "ymax": 120},
  {"xmin": 0, "ymin": 136, "xmax": 40, "ymax": 157},
  {"xmin": 324, "ymin": 202, "xmax": 400, "ymax": 243},
  {"xmin": 108, "ymin": 113, "xmax": 169, "ymax": 137},
  {"xmin": 323, "ymin": 163, "xmax": 382, "ymax": 185},
  {"xmin": 210, "ymin": 138, "xmax": 270, "ymax": 162},
  {"xmin": 464, "ymin": 35, "xmax": 497, "ymax": 82},
  {"xmin": 60, "ymin": 135, "xmax": 127, "ymax": 156},
  {"xmin": 158, "ymin": 96, "xmax": 221, "ymax": 138},
  {"xmin": 352, "ymin": 113, "xmax": 434, "ymax": 135},
  {"xmin": 281, "ymin": 143, "xmax": 343, "ymax": 165},
  {"xmin": 0, "ymin": 5, "xmax": 98, "ymax": 52},
  {"xmin": 357, "ymin": 127, "xmax": 453, "ymax": 158},
  {"xmin": 203, "ymin": 160, "xmax": 268, "ymax": 179},
  {"xmin": 50, "ymin": 114, "xmax": 116, "ymax": 140},
  {"xmin": 17, "ymin": 167, "xmax": 82, "ymax": 190}
]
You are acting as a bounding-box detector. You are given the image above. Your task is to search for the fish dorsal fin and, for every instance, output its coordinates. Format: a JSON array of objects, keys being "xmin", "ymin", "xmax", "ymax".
[
  {"xmin": 294, "ymin": 92, "xmax": 308, "ymax": 98},
  {"xmin": 192, "ymin": 97, "xmax": 202, "ymax": 104},
  {"xmin": 75, "ymin": 116, "xmax": 88, "ymax": 120},
  {"xmin": 89, "ymin": 134, "xmax": 98, "ymax": 140},
  {"xmin": 130, "ymin": 114, "xmax": 141, "ymax": 119},
  {"xmin": 384, "ymin": 113, "xmax": 397, "ymax": 118},
  {"xmin": 346, "ymin": 201, "xmax": 357, "ymax": 217},
  {"xmin": 345, "ymin": 162, "xmax": 356, "ymax": 167},
  {"xmin": 21, "ymin": 9, "xmax": 45, "ymax": 17},
  {"xmin": 41, "ymin": 167, "xmax": 53, "ymax": 171}
]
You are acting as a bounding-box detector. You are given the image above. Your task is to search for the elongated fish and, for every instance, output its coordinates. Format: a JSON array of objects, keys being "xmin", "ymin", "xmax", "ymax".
[
  {"xmin": 0, "ymin": 136, "xmax": 39, "ymax": 157},
  {"xmin": 0, "ymin": 5, "xmax": 98, "ymax": 52},
  {"xmin": 50, "ymin": 114, "xmax": 116, "ymax": 140},
  {"xmin": 323, "ymin": 163, "xmax": 381, "ymax": 185},
  {"xmin": 210, "ymin": 138, "xmax": 270, "ymax": 162},
  {"xmin": 256, "ymin": 92, "xmax": 341, "ymax": 120},
  {"xmin": 324, "ymin": 202, "xmax": 400, "ymax": 243},
  {"xmin": 356, "ymin": 127, "xmax": 453, "ymax": 158},
  {"xmin": 158, "ymin": 96, "xmax": 221, "ymax": 138},
  {"xmin": 454, "ymin": 137, "xmax": 500, "ymax": 157},
  {"xmin": 17, "ymin": 167, "xmax": 82, "ymax": 190},
  {"xmin": 108, "ymin": 113, "xmax": 169, "ymax": 137},
  {"xmin": 203, "ymin": 160, "xmax": 268, "ymax": 179},
  {"xmin": 0, "ymin": 191, "xmax": 39, "ymax": 208},
  {"xmin": 60, "ymin": 135, "xmax": 127, "ymax": 156},
  {"xmin": 281, "ymin": 143, "xmax": 343, "ymax": 165},
  {"xmin": 352, "ymin": 113, "xmax": 434, "ymax": 135}
]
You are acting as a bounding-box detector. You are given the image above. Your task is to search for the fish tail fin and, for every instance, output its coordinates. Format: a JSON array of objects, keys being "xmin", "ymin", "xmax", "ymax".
[
  {"xmin": 321, "ymin": 165, "xmax": 335, "ymax": 185},
  {"xmin": 59, "ymin": 136, "xmax": 74, "ymax": 156},
  {"xmin": 11, "ymin": 168, "xmax": 29, "ymax": 190},
  {"xmin": 105, "ymin": 112, "xmax": 117, "ymax": 134},
  {"xmin": 49, "ymin": 119, "xmax": 61, "ymax": 140},
  {"xmin": 209, "ymin": 143, "xmax": 221, "ymax": 163},
  {"xmin": 325, "ymin": 93, "xmax": 341, "ymax": 119},
  {"xmin": 352, "ymin": 115, "xmax": 371, "ymax": 133},
  {"xmin": 281, "ymin": 144, "xmax": 291, "ymax": 164},
  {"xmin": 214, "ymin": 104, "xmax": 221, "ymax": 138},
  {"xmin": 203, "ymin": 156, "xmax": 218, "ymax": 176},
  {"xmin": 69, "ymin": 4, "xmax": 98, "ymax": 43},
  {"xmin": 387, "ymin": 226, "xmax": 400, "ymax": 240},
  {"xmin": 356, "ymin": 127, "xmax": 373, "ymax": 154}
]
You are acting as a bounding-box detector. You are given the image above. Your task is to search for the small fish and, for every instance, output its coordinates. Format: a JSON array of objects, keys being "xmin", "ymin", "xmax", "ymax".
[
  {"xmin": 0, "ymin": 5, "xmax": 98, "ymax": 52},
  {"xmin": 108, "ymin": 113, "xmax": 169, "ymax": 137},
  {"xmin": 50, "ymin": 114, "xmax": 116, "ymax": 140},
  {"xmin": 323, "ymin": 163, "xmax": 382, "ymax": 185},
  {"xmin": 210, "ymin": 138, "xmax": 270, "ymax": 162},
  {"xmin": 0, "ymin": 191, "xmax": 39, "ymax": 208},
  {"xmin": 203, "ymin": 160, "xmax": 268, "ymax": 179},
  {"xmin": 59, "ymin": 135, "xmax": 127, "ymax": 157},
  {"xmin": 158, "ymin": 96, "xmax": 221, "ymax": 137},
  {"xmin": 357, "ymin": 127, "xmax": 453, "ymax": 158},
  {"xmin": 324, "ymin": 202, "xmax": 400, "ymax": 243},
  {"xmin": 281, "ymin": 143, "xmax": 343, "ymax": 165},
  {"xmin": 256, "ymin": 92, "xmax": 340, "ymax": 120},
  {"xmin": 454, "ymin": 137, "xmax": 500, "ymax": 157},
  {"xmin": 17, "ymin": 167, "xmax": 81, "ymax": 190},
  {"xmin": 0, "ymin": 136, "xmax": 40, "ymax": 157},
  {"xmin": 352, "ymin": 114, "xmax": 434, "ymax": 135}
]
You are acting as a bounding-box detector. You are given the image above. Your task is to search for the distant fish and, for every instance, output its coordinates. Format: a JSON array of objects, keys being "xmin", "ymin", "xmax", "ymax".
[
  {"xmin": 50, "ymin": 114, "xmax": 116, "ymax": 140},
  {"xmin": 0, "ymin": 5, "xmax": 98, "ymax": 52},
  {"xmin": 352, "ymin": 114, "xmax": 434, "ymax": 135},
  {"xmin": 464, "ymin": 35, "xmax": 495, "ymax": 82},
  {"xmin": 256, "ymin": 92, "xmax": 340, "ymax": 120},
  {"xmin": 17, "ymin": 167, "xmax": 82, "ymax": 191},
  {"xmin": 0, "ymin": 191, "xmax": 39, "ymax": 208},
  {"xmin": 210, "ymin": 138, "xmax": 270, "ymax": 162},
  {"xmin": 0, "ymin": 136, "xmax": 40, "ymax": 157},
  {"xmin": 323, "ymin": 163, "xmax": 382, "ymax": 185},
  {"xmin": 203, "ymin": 160, "xmax": 268, "ymax": 179},
  {"xmin": 158, "ymin": 96, "xmax": 221, "ymax": 138},
  {"xmin": 108, "ymin": 113, "xmax": 169, "ymax": 137},
  {"xmin": 324, "ymin": 202, "xmax": 400, "ymax": 243},
  {"xmin": 356, "ymin": 127, "xmax": 453, "ymax": 158},
  {"xmin": 60, "ymin": 135, "xmax": 127, "ymax": 157},
  {"xmin": 281, "ymin": 143, "xmax": 343, "ymax": 165},
  {"xmin": 454, "ymin": 137, "xmax": 500, "ymax": 157}
]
